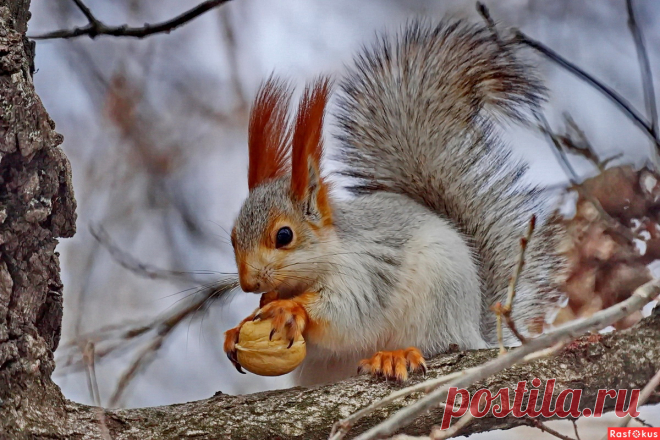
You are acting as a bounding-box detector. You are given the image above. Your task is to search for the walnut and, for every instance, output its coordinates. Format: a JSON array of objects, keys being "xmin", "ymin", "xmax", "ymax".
[{"xmin": 235, "ymin": 319, "xmax": 306, "ymax": 376}]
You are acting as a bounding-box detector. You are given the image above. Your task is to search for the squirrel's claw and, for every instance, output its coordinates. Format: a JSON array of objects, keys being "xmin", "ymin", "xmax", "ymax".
[
  {"xmin": 224, "ymin": 336, "xmax": 245, "ymax": 374},
  {"xmin": 223, "ymin": 320, "xmax": 247, "ymax": 374},
  {"xmin": 226, "ymin": 351, "xmax": 246, "ymax": 374},
  {"xmin": 223, "ymin": 292, "xmax": 280, "ymax": 374},
  {"xmin": 253, "ymin": 299, "xmax": 308, "ymax": 347},
  {"xmin": 358, "ymin": 347, "xmax": 427, "ymax": 382}
]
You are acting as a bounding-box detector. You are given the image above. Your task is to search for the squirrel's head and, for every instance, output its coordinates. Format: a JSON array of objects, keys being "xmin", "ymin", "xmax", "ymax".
[{"xmin": 231, "ymin": 77, "xmax": 333, "ymax": 296}]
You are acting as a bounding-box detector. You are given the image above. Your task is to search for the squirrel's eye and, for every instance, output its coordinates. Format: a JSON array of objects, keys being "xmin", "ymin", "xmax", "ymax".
[{"xmin": 275, "ymin": 227, "xmax": 293, "ymax": 248}]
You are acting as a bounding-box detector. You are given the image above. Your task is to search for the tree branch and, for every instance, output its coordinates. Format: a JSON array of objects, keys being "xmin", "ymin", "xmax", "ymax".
[
  {"xmin": 626, "ymin": 0, "xmax": 658, "ymax": 140},
  {"xmin": 14, "ymin": 311, "xmax": 658, "ymax": 439},
  {"xmin": 515, "ymin": 31, "xmax": 660, "ymax": 153},
  {"xmin": 349, "ymin": 280, "xmax": 659, "ymax": 440},
  {"xmin": 30, "ymin": 0, "xmax": 233, "ymax": 40}
]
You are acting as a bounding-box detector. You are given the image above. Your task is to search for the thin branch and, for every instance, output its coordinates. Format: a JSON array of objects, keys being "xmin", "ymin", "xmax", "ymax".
[
  {"xmin": 525, "ymin": 417, "xmax": 576, "ymax": 440},
  {"xmin": 559, "ymin": 113, "xmax": 615, "ymax": 172},
  {"xmin": 537, "ymin": 113, "xmax": 580, "ymax": 183},
  {"xmin": 430, "ymin": 412, "xmax": 475, "ymax": 440},
  {"xmin": 329, "ymin": 369, "xmax": 475, "ymax": 440},
  {"xmin": 537, "ymin": 114, "xmax": 636, "ymax": 243},
  {"xmin": 82, "ymin": 342, "xmax": 112, "ymax": 440},
  {"xmin": 495, "ymin": 215, "xmax": 535, "ymax": 353},
  {"xmin": 17, "ymin": 312, "xmax": 660, "ymax": 438},
  {"xmin": 634, "ymin": 417, "xmax": 654, "ymax": 428},
  {"xmin": 626, "ymin": 0, "xmax": 658, "ymax": 139},
  {"xmin": 331, "ymin": 341, "xmax": 569, "ymax": 440},
  {"xmin": 475, "ymin": 4, "xmax": 659, "ymax": 150},
  {"xmin": 106, "ymin": 276, "xmax": 238, "ymax": 407},
  {"xmin": 31, "ymin": 0, "xmax": 233, "ymax": 40},
  {"xmin": 516, "ymin": 31, "xmax": 660, "ymax": 153},
  {"xmin": 108, "ymin": 333, "xmax": 163, "ymax": 407},
  {"xmin": 71, "ymin": 0, "xmax": 99, "ymax": 25},
  {"xmin": 571, "ymin": 419, "xmax": 581, "ymax": 440},
  {"xmin": 350, "ymin": 279, "xmax": 660, "ymax": 440},
  {"xmin": 89, "ymin": 223, "xmax": 227, "ymax": 282}
]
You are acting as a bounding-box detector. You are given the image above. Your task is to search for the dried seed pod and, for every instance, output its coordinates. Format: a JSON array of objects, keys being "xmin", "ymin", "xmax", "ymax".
[{"xmin": 235, "ymin": 319, "xmax": 306, "ymax": 376}]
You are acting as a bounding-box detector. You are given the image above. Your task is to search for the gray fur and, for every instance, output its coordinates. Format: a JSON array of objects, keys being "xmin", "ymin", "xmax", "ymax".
[
  {"xmin": 233, "ymin": 19, "xmax": 566, "ymax": 385},
  {"xmin": 334, "ymin": 20, "xmax": 565, "ymax": 345},
  {"xmin": 233, "ymin": 178, "xmax": 293, "ymax": 251}
]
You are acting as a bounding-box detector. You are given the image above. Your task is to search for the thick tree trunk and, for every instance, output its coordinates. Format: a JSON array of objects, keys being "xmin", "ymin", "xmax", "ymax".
[
  {"xmin": 0, "ymin": 0, "xmax": 77, "ymax": 438},
  {"xmin": 0, "ymin": 2, "xmax": 658, "ymax": 439}
]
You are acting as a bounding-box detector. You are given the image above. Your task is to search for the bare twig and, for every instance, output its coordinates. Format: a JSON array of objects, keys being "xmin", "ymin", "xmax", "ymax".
[
  {"xmin": 106, "ymin": 276, "xmax": 238, "ymax": 407},
  {"xmin": 349, "ymin": 279, "xmax": 660, "ymax": 440},
  {"xmin": 525, "ymin": 417, "xmax": 576, "ymax": 440},
  {"xmin": 57, "ymin": 282, "xmax": 234, "ymax": 369},
  {"xmin": 537, "ymin": 113, "xmax": 581, "ymax": 183},
  {"xmin": 557, "ymin": 114, "xmax": 624, "ymax": 171},
  {"xmin": 515, "ymin": 31, "xmax": 660, "ymax": 153},
  {"xmin": 329, "ymin": 369, "xmax": 475, "ymax": 440},
  {"xmin": 475, "ymin": 4, "xmax": 660, "ymax": 150},
  {"xmin": 494, "ymin": 215, "xmax": 536, "ymax": 353},
  {"xmin": 82, "ymin": 342, "xmax": 112, "ymax": 440},
  {"xmin": 634, "ymin": 417, "xmax": 654, "ymax": 428},
  {"xmin": 31, "ymin": 0, "xmax": 232, "ymax": 40},
  {"xmin": 626, "ymin": 0, "xmax": 658, "ymax": 140},
  {"xmin": 329, "ymin": 337, "xmax": 559, "ymax": 440},
  {"xmin": 504, "ymin": 214, "xmax": 535, "ymax": 332},
  {"xmin": 331, "ymin": 287, "xmax": 645, "ymax": 440},
  {"xmin": 537, "ymin": 113, "xmax": 636, "ymax": 242},
  {"xmin": 108, "ymin": 333, "xmax": 163, "ymax": 407},
  {"xmin": 476, "ymin": 2, "xmax": 496, "ymax": 30},
  {"xmin": 71, "ymin": 0, "xmax": 99, "ymax": 26},
  {"xmin": 383, "ymin": 405, "xmax": 474, "ymax": 440},
  {"xmin": 430, "ymin": 412, "xmax": 475, "ymax": 440},
  {"xmin": 571, "ymin": 419, "xmax": 581, "ymax": 440},
  {"xmin": 90, "ymin": 223, "xmax": 225, "ymax": 283}
]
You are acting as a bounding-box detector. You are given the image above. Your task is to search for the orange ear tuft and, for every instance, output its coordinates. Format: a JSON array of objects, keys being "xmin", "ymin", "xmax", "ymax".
[
  {"xmin": 291, "ymin": 77, "xmax": 331, "ymax": 201},
  {"xmin": 248, "ymin": 77, "xmax": 293, "ymax": 191}
]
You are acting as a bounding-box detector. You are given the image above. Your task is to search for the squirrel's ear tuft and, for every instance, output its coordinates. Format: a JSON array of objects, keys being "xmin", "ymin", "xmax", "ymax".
[
  {"xmin": 291, "ymin": 77, "xmax": 333, "ymax": 225},
  {"xmin": 248, "ymin": 76, "xmax": 292, "ymax": 191}
]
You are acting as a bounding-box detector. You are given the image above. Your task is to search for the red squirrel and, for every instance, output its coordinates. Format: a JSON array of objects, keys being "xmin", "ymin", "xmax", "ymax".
[{"xmin": 224, "ymin": 20, "xmax": 565, "ymax": 384}]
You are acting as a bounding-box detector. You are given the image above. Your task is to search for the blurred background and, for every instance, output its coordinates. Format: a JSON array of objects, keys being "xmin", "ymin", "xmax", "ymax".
[{"xmin": 28, "ymin": 0, "xmax": 660, "ymax": 438}]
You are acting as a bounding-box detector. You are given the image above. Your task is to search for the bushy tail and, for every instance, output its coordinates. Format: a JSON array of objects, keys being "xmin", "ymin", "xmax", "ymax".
[{"xmin": 334, "ymin": 20, "xmax": 565, "ymax": 342}]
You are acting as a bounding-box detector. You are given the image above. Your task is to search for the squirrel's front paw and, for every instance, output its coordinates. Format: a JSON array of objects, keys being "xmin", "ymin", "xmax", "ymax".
[
  {"xmin": 253, "ymin": 299, "xmax": 308, "ymax": 348},
  {"xmin": 358, "ymin": 347, "xmax": 427, "ymax": 382},
  {"xmin": 224, "ymin": 319, "xmax": 249, "ymax": 374},
  {"xmin": 224, "ymin": 291, "xmax": 279, "ymax": 373}
]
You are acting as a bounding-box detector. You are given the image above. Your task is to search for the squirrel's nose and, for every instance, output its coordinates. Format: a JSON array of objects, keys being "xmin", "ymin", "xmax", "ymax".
[
  {"xmin": 240, "ymin": 278, "xmax": 261, "ymax": 293},
  {"xmin": 237, "ymin": 258, "xmax": 263, "ymax": 292}
]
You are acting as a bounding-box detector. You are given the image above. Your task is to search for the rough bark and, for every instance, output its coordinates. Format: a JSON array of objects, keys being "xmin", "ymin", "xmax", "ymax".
[
  {"xmin": 0, "ymin": 1, "xmax": 658, "ymax": 440},
  {"xmin": 3, "ymin": 311, "xmax": 658, "ymax": 439},
  {"xmin": 0, "ymin": 0, "xmax": 77, "ymax": 438},
  {"xmin": 38, "ymin": 312, "xmax": 660, "ymax": 440}
]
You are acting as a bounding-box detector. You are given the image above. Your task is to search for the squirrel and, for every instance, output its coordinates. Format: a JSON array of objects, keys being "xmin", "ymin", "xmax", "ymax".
[{"xmin": 223, "ymin": 19, "xmax": 566, "ymax": 384}]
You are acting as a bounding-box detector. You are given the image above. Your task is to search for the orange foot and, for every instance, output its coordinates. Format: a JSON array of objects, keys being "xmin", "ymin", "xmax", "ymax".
[
  {"xmin": 223, "ymin": 291, "xmax": 279, "ymax": 374},
  {"xmin": 253, "ymin": 299, "xmax": 308, "ymax": 347},
  {"xmin": 358, "ymin": 347, "xmax": 427, "ymax": 381}
]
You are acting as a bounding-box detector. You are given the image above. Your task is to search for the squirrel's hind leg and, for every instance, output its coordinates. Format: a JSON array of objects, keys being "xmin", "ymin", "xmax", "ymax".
[{"xmin": 357, "ymin": 347, "xmax": 427, "ymax": 382}]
